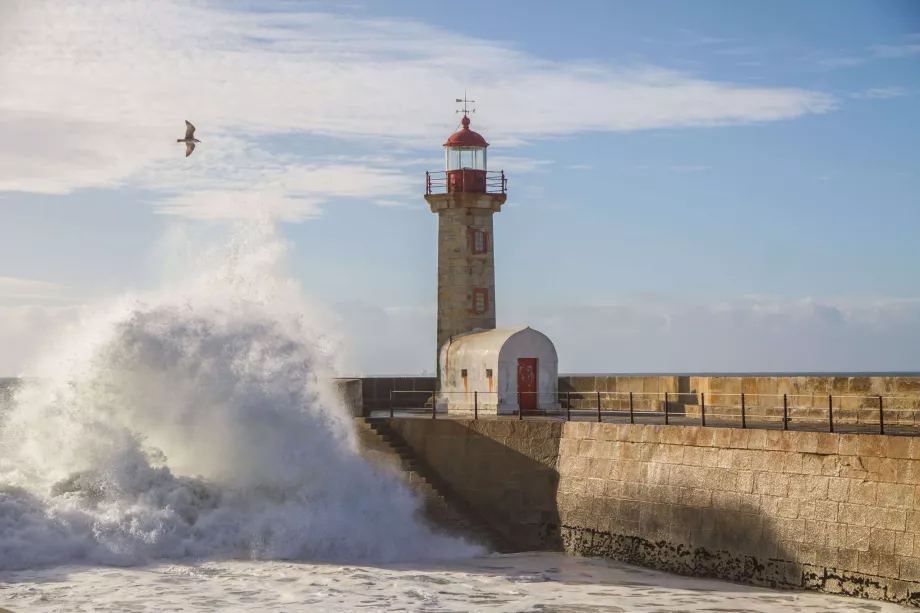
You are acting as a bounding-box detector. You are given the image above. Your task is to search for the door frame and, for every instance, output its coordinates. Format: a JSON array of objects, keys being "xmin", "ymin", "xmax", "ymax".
[{"xmin": 517, "ymin": 357, "xmax": 538, "ymax": 412}]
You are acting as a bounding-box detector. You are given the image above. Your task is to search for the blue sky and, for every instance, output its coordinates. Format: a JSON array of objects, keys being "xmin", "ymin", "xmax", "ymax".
[{"xmin": 0, "ymin": 0, "xmax": 918, "ymax": 376}]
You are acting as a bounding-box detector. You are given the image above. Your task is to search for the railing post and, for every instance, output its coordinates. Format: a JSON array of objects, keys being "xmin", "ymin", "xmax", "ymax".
[
  {"xmin": 597, "ymin": 391, "xmax": 602, "ymax": 423},
  {"xmin": 741, "ymin": 393, "xmax": 746, "ymax": 429},
  {"xmin": 879, "ymin": 395, "xmax": 885, "ymax": 435},
  {"xmin": 664, "ymin": 392, "xmax": 669, "ymax": 425},
  {"xmin": 432, "ymin": 392, "xmax": 437, "ymax": 420},
  {"xmin": 566, "ymin": 392, "xmax": 571, "ymax": 421},
  {"xmin": 783, "ymin": 393, "xmax": 788, "ymax": 430},
  {"xmin": 828, "ymin": 394, "xmax": 834, "ymax": 433},
  {"xmin": 519, "ymin": 394, "xmax": 524, "ymax": 420},
  {"xmin": 629, "ymin": 392, "xmax": 635, "ymax": 424},
  {"xmin": 474, "ymin": 391, "xmax": 478, "ymax": 420},
  {"xmin": 389, "ymin": 390, "xmax": 394, "ymax": 419},
  {"xmin": 700, "ymin": 392, "xmax": 706, "ymax": 427}
]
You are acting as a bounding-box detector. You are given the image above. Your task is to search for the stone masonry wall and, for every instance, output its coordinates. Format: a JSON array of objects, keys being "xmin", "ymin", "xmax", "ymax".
[
  {"xmin": 426, "ymin": 191, "xmax": 506, "ymax": 374},
  {"xmin": 388, "ymin": 419, "xmax": 563, "ymax": 551},
  {"xmin": 353, "ymin": 376, "xmax": 437, "ymax": 415},
  {"xmin": 354, "ymin": 375, "xmax": 920, "ymax": 419},
  {"xmin": 559, "ymin": 375, "xmax": 688, "ymax": 412},
  {"xmin": 435, "ymin": 208, "xmax": 497, "ymax": 355},
  {"xmin": 557, "ymin": 422, "xmax": 920, "ymax": 605},
  {"xmin": 384, "ymin": 418, "xmax": 920, "ymax": 606},
  {"xmin": 331, "ymin": 378, "xmax": 363, "ymax": 417},
  {"xmin": 558, "ymin": 375, "xmax": 920, "ymax": 416},
  {"xmin": 688, "ymin": 376, "xmax": 920, "ymax": 426}
]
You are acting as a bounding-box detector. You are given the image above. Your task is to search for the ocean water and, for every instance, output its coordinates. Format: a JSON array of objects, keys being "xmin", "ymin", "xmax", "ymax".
[
  {"xmin": 2, "ymin": 553, "xmax": 913, "ymax": 612},
  {"xmin": 0, "ymin": 221, "xmax": 912, "ymax": 611}
]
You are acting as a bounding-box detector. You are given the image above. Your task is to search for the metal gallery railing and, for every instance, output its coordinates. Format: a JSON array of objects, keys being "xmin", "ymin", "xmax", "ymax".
[
  {"xmin": 381, "ymin": 389, "xmax": 920, "ymax": 435},
  {"xmin": 425, "ymin": 170, "xmax": 507, "ymax": 195}
]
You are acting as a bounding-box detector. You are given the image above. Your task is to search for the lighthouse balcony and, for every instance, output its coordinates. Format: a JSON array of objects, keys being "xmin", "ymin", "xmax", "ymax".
[{"xmin": 426, "ymin": 169, "xmax": 507, "ymax": 195}]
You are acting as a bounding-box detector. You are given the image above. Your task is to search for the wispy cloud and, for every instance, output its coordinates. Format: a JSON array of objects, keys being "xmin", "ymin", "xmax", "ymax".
[
  {"xmin": 488, "ymin": 157, "xmax": 554, "ymax": 174},
  {"xmin": 813, "ymin": 39, "xmax": 920, "ymax": 70},
  {"xmin": 667, "ymin": 164, "xmax": 710, "ymax": 173},
  {"xmin": 567, "ymin": 164, "xmax": 594, "ymax": 170},
  {"xmin": 0, "ymin": 0, "xmax": 836, "ymax": 222},
  {"xmin": 625, "ymin": 163, "xmax": 710, "ymax": 174},
  {"xmin": 851, "ymin": 87, "xmax": 911, "ymax": 100},
  {"xmin": 713, "ymin": 46, "xmax": 762, "ymax": 57},
  {"xmin": 6, "ymin": 293, "xmax": 918, "ymax": 377},
  {"xmin": 871, "ymin": 44, "xmax": 920, "ymax": 59},
  {"xmin": 814, "ymin": 56, "xmax": 866, "ymax": 69},
  {"xmin": 330, "ymin": 295, "xmax": 920, "ymax": 375}
]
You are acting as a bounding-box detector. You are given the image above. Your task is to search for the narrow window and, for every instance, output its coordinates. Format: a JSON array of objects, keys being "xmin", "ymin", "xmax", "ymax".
[
  {"xmin": 470, "ymin": 228, "xmax": 488, "ymax": 255},
  {"xmin": 472, "ymin": 288, "xmax": 489, "ymax": 315},
  {"xmin": 486, "ymin": 369, "xmax": 493, "ymax": 378},
  {"xmin": 461, "ymin": 369, "xmax": 467, "ymax": 378}
]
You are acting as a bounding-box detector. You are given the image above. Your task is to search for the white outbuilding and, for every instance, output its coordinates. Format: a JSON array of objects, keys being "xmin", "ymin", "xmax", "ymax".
[{"xmin": 436, "ymin": 326, "xmax": 559, "ymax": 415}]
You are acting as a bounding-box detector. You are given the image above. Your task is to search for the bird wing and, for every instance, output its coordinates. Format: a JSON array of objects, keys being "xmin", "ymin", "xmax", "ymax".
[
  {"xmin": 185, "ymin": 142, "xmax": 196, "ymax": 157},
  {"xmin": 185, "ymin": 120, "xmax": 196, "ymax": 139}
]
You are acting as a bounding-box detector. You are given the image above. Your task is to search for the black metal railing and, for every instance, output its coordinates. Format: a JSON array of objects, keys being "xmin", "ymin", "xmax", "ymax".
[
  {"xmin": 425, "ymin": 170, "xmax": 507, "ymax": 195},
  {"xmin": 375, "ymin": 390, "xmax": 920, "ymax": 435}
]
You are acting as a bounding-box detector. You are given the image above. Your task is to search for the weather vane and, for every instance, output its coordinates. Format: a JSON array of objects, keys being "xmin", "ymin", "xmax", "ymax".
[{"xmin": 455, "ymin": 91, "xmax": 476, "ymax": 116}]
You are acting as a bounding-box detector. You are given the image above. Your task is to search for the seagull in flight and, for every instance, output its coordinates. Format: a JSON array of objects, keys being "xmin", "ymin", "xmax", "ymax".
[{"xmin": 177, "ymin": 120, "xmax": 201, "ymax": 157}]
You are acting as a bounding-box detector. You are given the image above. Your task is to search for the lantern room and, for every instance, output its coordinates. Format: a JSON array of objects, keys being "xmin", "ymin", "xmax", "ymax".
[
  {"xmin": 445, "ymin": 115, "xmax": 488, "ymax": 171},
  {"xmin": 426, "ymin": 111, "xmax": 506, "ymax": 196}
]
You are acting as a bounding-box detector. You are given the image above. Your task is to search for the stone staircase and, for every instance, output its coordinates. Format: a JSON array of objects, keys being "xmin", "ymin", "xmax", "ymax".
[{"xmin": 354, "ymin": 417, "xmax": 515, "ymax": 554}]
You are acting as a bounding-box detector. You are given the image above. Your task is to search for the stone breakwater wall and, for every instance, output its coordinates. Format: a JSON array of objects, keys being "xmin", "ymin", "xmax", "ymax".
[
  {"xmin": 385, "ymin": 418, "xmax": 920, "ymax": 606},
  {"xmin": 343, "ymin": 376, "xmax": 920, "ymax": 419}
]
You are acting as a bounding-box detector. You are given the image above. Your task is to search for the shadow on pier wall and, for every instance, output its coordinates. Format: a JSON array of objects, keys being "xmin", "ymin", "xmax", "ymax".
[{"xmin": 387, "ymin": 419, "xmax": 563, "ymax": 552}]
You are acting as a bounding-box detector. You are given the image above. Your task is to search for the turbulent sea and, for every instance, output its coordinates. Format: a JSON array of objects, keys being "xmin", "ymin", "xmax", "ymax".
[{"xmin": 0, "ymin": 222, "xmax": 913, "ymax": 612}]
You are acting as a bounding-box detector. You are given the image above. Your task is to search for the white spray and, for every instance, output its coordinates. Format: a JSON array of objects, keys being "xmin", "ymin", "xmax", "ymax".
[{"xmin": 0, "ymin": 219, "xmax": 481, "ymax": 571}]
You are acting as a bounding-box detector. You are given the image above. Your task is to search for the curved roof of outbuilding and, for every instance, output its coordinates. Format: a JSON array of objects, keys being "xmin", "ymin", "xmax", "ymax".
[{"xmin": 441, "ymin": 326, "xmax": 556, "ymax": 358}]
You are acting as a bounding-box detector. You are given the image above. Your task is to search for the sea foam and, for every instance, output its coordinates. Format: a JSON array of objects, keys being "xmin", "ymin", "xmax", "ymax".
[{"xmin": 0, "ymin": 220, "xmax": 480, "ymax": 571}]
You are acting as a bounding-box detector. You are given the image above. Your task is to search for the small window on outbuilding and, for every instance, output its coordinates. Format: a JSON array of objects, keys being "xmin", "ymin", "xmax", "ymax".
[
  {"xmin": 486, "ymin": 369, "xmax": 493, "ymax": 378},
  {"xmin": 461, "ymin": 369, "xmax": 467, "ymax": 377},
  {"xmin": 472, "ymin": 288, "xmax": 489, "ymax": 315}
]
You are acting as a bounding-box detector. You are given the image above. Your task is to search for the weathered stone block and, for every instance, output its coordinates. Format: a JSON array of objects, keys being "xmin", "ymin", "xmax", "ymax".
[
  {"xmin": 858, "ymin": 551, "xmax": 881, "ymax": 575},
  {"xmin": 858, "ymin": 436, "xmax": 885, "ymax": 458},
  {"xmin": 900, "ymin": 557, "xmax": 920, "ymax": 582},
  {"xmin": 846, "ymin": 525, "xmax": 872, "ymax": 551},
  {"xmin": 878, "ymin": 482, "xmax": 914, "ymax": 509}
]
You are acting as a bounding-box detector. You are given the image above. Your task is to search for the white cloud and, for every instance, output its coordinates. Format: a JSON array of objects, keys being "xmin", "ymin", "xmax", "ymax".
[
  {"xmin": 4, "ymin": 292, "xmax": 920, "ymax": 377},
  {"xmin": 0, "ymin": 0, "xmax": 836, "ymax": 220},
  {"xmin": 138, "ymin": 141, "xmax": 419, "ymax": 221},
  {"xmin": 329, "ymin": 295, "xmax": 920, "ymax": 376},
  {"xmin": 851, "ymin": 87, "xmax": 910, "ymax": 100}
]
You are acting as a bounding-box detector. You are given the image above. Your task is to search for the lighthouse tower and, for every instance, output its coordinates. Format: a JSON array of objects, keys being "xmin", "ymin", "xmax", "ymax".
[{"xmin": 425, "ymin": 98, "xmax": 507, "ymax": 376}]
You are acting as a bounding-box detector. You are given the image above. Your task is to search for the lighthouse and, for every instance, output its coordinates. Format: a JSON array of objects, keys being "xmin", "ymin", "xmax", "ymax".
[
  {"xmin": 425, "ymin": 98, "xmax": 507, "ymax": 377},
  {"xmin": 426, "ymin": 97, "xmax": 559, "ymax": 416}
]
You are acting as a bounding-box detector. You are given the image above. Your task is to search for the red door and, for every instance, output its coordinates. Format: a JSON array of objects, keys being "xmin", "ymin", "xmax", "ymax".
[{"xmin": 517, "ymin": 358, "xmax": 538, "ymax": 412}]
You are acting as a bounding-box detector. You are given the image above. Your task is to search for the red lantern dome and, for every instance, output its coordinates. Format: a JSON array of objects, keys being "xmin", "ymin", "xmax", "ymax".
[{"xmin": 443, "ymin": 115, "xmax": 489, "ymax": 149}]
